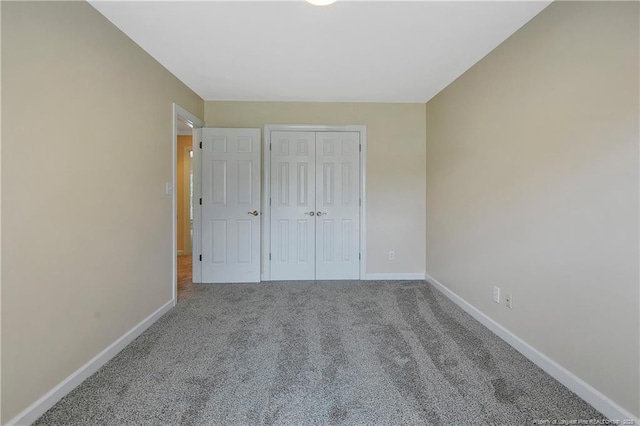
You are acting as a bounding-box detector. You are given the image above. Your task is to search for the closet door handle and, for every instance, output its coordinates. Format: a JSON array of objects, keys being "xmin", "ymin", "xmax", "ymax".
[
  {"xmin": 304, "ymin": 211, "xmax": 315, "ymax": 216},
  {"xmin": 316, "ymin": 212, "xmax": 325, "ymax": 216},
  {"xmin": 247, "ymin": 210, "xmax": 259, "ymax": 216}
]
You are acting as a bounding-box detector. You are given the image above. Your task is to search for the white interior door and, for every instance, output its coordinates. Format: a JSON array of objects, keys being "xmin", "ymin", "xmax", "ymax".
[
  {"xmin": 269, "ymin": 131, "xmax": 360, "ymax": 281},
  {"xmin": 315, "ymin": 132, "xmax": 360, "ymax": 279},
  {"xmin": 270, "ymin": 131, "xmax": 316, "ymax": 280},
  {"xmin": 201, "ymin": 128, "xmax": 261, "ymax": 283}
]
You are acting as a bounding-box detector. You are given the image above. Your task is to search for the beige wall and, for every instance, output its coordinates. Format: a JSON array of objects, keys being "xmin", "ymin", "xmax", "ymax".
[
  {"xmin": 426, "ymin": 1, "xmax": 639, "ymax": 417},
  {"xmin": 1, "ymin": 2, "xmax": 204, "ymax": 422},
  {"xmin": 205, "ymin": 101, "xmax": 426, "ymax": 275},
  {"xmin": 177, "ymin": 135, "xmax": 193, "ymax": 254}
]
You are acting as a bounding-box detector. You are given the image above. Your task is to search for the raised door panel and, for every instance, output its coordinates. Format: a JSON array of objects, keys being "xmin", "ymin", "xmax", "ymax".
[
  {"xmin": 315, "ymin": 132, "xmax": 360, "ymax": 280},
  {"xmin": 201, "ymin": 128, "xmax": 261, "ymax": 283},
  {"xmin": 270, "ymin": 131, "xmax": 316, "ymax": 280}
]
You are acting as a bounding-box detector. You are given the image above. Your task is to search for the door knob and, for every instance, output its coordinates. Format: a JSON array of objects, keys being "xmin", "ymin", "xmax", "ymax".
[
  {"xmin": 304, "ymin": 211, "xmax": 315, "ymax": 216},
  {"xmin": 247, "ymin": 210, "xmax": 259, "ymax": 216},
  {"xmin": 316, "ymin": 212, "xmax": 325, "ymax": 216}
]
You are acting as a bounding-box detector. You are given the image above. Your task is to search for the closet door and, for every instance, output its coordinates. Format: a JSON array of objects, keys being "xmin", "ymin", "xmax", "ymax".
[
  {"xmin": 315, "ymin": 132, "xmax": 360, "ymax": 280},
  {"xmin": 270, "ymin": 131, "xmax": 316, "ymax": 280}
]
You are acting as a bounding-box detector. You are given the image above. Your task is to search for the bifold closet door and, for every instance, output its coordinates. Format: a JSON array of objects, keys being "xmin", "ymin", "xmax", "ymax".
[
  {"xmin": 270, "ymin": 131, "xmax": 317, "ymax": 280},
  {"xmin": 270, "ymin": 130, "xmax": 360, "ymax": 281},
  {"xmin": 315, "ymin": 132, "xmax": 360, "ymax": 280}
]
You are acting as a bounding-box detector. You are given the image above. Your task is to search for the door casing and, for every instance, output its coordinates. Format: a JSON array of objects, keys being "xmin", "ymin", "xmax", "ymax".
[{"xmin": 262, "ymin": 124, "xmax": 367, "ymax": 281}]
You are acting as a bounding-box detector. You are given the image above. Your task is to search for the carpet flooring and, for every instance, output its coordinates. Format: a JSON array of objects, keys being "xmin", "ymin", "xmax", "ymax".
[{"xmin": 35, "ymin": 276, "xmax": 603, "ymax": 425}]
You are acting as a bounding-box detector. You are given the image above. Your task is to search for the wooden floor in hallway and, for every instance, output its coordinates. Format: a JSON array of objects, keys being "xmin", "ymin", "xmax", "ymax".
[{"xmin": 177, "ymin": 255, "xmax": 193, "ymax": 297}]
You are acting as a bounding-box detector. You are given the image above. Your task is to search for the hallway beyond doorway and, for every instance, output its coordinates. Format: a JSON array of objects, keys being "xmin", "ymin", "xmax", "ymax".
[{"xmin": 177, "ymin": 255, "xmax": 193, "ymax": 299}]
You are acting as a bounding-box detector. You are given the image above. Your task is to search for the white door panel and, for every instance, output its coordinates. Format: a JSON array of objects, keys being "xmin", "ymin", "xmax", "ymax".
[
  {"xmin": 315, "ymin": 132, "xmax": 360, "ymax": 280},
  {"xmin": 269, "ymin": 131, "xmax": 360, "ymax": 281},
  {"xmin": 270, "ymin": 131, "xmax": 316, "ymax": 280},
  {"xmin": 201, "ymin": 128, "xmax": 261, "ymax": 283}
]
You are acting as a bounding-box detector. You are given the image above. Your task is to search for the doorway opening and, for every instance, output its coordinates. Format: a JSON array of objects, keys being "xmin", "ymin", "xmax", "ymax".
[
  {"xmin": 172, "ymin": 104, "xmax": 203, "ymax": 304},
  {"xmin": 177, "ymin": 118, "xmax": 193, "ymax": 294}
]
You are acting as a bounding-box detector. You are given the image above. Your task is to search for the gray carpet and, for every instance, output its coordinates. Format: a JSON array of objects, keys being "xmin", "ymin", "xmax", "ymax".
[{"xmin": 35, "ymin": 280, "xmax": 603, "ymax": 425}]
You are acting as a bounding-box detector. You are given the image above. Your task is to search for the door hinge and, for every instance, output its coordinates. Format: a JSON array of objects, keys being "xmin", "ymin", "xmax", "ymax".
[
  {"xmin": 199, "ymin": 198, "xmax": 202, "ymax": 205},
  {"xmin": 359, "ymin": 253, "xmax": 361, "ymax": 260},
  {"xmin": 269, "ymin": 143, "xmax": 272, "ymax": 151},
  {"xmin": 359, "ymin": 198, "xmax": 362, "ymax": 207},
  {"xmin": 199, "ymin": 141, "xmax": 202, "ymax": 149},
  {"xmin": 199, "ymin": 255, "xmax": 202, "ymax": 261},
  {"xmin": 359, "ymin": 144, "xmax": 362, "ymax": 152},
  {"xmin": 269, "ymin": 197, "xmax": 272, "ymax": 206},
  {"xmin": 269, "ymin": 253, "xmax": 272, "ymax": 261}
]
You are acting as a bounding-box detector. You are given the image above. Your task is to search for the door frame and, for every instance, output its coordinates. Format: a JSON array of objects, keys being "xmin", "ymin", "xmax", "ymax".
[
  {"xmin": 172, "ymin": 104, "xmax": 203, "ymax": 304},
  {"xmin": 262, "ymin": 124, "xmax": 367, "ymax": 281}
]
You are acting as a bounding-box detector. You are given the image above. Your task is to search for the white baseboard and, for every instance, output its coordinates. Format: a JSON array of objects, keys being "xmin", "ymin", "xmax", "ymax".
[
  {"xmin": 260, "ymin": 273, "xmax": 427, "ymax": 281},
  {"xmin": 7, "ymin": 299, "xmax": 175, "ymax": 426},
  {"xmin": 425, "ymin": 273, "xmax": 639, "ymax": 424},
  {"xmin": 364, "ymin": 273, "xmax": 426, "ymax": 280}
]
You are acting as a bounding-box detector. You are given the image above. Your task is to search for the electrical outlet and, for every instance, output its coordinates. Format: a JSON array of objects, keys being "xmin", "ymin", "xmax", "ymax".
[
  {"xmin": 493, "ymin": 286, "xmax": 500, "ymax": 304},
  {"xmin": 388, "ymin": 251, "xmax": 395, "ymax": 261},
  {"xmin": 505, "ymin": 293, "xmax": 512, "ymax": 309}
]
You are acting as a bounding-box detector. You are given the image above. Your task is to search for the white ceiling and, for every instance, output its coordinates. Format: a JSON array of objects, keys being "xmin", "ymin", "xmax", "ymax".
[
  {"xmin": 177, "ymin": 115, "xmax": 194, "ymax": 133},
  {"xmin": 88, "ymin": 0, "xmax": 551, "ymax": 103}
]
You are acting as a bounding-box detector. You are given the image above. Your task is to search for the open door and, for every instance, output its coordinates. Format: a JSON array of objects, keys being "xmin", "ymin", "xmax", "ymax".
[{"xmin": 199, "ymin": 128, "xmax": 261, "ymax": 283}]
